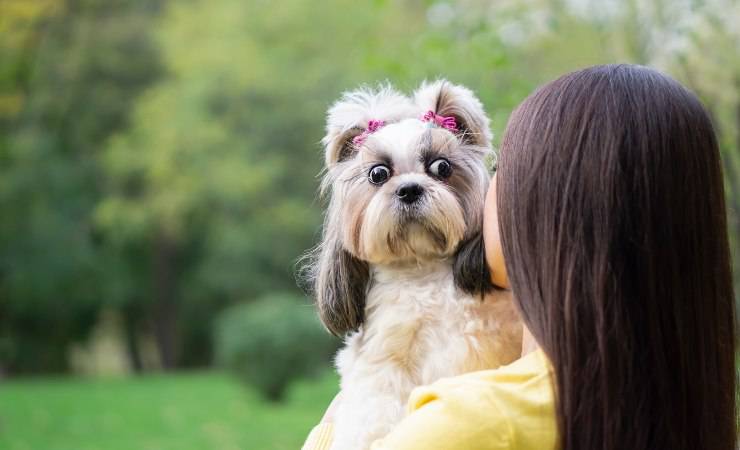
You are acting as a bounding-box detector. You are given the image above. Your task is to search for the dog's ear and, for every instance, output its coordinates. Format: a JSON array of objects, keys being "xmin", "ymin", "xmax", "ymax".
[
  {"xmin": 453, "ymin": 232, "xmax": 494, "ymax": 296},
  {"xmin": 413, "ymin": 80, "xmax": 493, "ymax": 147},
  {"xmin": 323, "ymin": 85, "xmax": 414, "ymax": 166},
  {"xmin": 416, "ymin": 80, "xmax": 494, "ymax": 295},
  {"xmin": 313, "ymin": 235, "xmax": 370, "ymax": 336},
  {"xmin": 314, "ymin": 84, "xmax": 410, "ymax": 334}
]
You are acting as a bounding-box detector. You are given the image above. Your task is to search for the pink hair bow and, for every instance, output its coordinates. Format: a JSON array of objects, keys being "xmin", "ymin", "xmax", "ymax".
[
  {"xmin": 421, "ymin": 110, "xmax": 457, "ymax": 131},
  {"xmin": 352, "ymin": 119, "xmax": 386, "ymax": 146}
]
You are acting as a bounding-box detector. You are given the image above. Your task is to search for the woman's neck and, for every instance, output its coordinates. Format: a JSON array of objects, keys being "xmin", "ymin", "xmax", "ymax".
[{"xmin": 521, "ymin": 325, "xmax": 539, "ymax": 357}]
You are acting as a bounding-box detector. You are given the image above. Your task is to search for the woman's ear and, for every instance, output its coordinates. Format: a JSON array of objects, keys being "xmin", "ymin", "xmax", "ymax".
[
  {"xmin": 323, "ymin": 85, "xmax": 415, "ymax": 166},
  {"xmin": 413, "ymin": 79, "xmax": 493, "ymax": 147},
  {"xmin": 484, "ymin": 175, "xmax": 510, "ymax": 289}
]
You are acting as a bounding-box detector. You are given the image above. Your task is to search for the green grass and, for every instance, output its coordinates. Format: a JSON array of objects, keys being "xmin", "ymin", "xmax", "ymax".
[{"xmin": 0, "ymin": 370, "xmax": 338, "ymax": 450}]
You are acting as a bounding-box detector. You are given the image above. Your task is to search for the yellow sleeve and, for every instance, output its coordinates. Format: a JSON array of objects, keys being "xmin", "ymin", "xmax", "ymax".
[
  {"xmin": 301, "ymin": 380, "xmax": 514, "ymax": 450},
  {"xmin": 301, "ymin": 423, "xmax": 334, "ymax": 450},
  {"xmin": 369, "ymin": 382, "xmax": 513, "ymax": 450}
]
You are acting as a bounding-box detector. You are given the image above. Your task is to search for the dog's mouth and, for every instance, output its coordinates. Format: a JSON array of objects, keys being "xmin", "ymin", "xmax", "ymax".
[
  {"xmin": 396, "ymin": 203, "xmax": 423, "ymax": 222},
  {"xmin": 363, "ymin": 191, "xmax": 465, "ymax": 263}
]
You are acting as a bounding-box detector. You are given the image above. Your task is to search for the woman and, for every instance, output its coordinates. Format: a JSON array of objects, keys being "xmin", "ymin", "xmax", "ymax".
[{"xmin": 303, "ymin": 64, "xmax": 737, "ymax": 450}]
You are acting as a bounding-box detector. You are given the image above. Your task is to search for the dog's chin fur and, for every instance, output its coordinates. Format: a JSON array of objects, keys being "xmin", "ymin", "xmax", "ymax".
[
  {"xmin": 360, "ymin": 218, "xmax": 463, "ymax": 266},
  {"xmin": 310, "ymin": 80, "xmax": 522, "ymax": 450}
]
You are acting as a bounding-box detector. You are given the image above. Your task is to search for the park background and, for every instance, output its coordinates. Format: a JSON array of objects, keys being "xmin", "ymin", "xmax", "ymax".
[{"xmin": 1, "ymin": 0, "xmax": 738, "ymax": 449}]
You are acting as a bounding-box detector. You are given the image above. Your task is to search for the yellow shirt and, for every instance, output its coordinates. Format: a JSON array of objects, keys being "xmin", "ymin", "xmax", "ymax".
[{"xmin": 302, "ymin": 349, "xmax": 556, "ymax": 450}]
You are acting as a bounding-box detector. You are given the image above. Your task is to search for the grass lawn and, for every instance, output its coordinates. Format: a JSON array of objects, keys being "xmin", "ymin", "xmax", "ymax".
[{"xmin": 0, "ymin": 370, "xmax": 338, "ymax": 450}]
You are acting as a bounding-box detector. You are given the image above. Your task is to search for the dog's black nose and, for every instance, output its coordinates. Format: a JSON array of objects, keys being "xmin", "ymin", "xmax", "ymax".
[{"xmin": 396, "ymin": 183, "xmax": 424, "ymax": 204}]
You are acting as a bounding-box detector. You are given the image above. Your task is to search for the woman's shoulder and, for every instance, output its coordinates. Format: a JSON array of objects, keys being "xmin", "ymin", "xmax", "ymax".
[
  {"xmin": 371, "ymin": 350, "xmax": 556, "ymax": 450},
  {"xmin": 426, "ymin": 347, "xmax": 551, "ymax": 390}
]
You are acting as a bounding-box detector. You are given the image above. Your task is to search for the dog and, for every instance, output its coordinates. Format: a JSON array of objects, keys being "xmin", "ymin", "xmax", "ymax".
[{"xmin": 307, "ymin": 80, "xmax": 522, "ymax": 450}]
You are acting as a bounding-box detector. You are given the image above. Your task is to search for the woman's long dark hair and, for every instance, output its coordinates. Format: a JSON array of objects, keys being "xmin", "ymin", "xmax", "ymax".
[{"xmin": 497, "ymin": 64, "xmax": 736, "ymax": 450}]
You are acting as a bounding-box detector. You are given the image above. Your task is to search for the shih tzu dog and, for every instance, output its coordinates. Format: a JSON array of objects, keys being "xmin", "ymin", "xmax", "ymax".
[{"xmin": 307, "ymin": 80, "xmax": 521, "ymax": 450}]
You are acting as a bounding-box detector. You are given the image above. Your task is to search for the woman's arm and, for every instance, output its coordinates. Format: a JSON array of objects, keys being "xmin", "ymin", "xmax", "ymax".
[
  {"xmin": 301, "ymin": 394, "xmax": 341, "ymax": 450},
  {"xmin": 302, "ymin": 381, "xmax": 513, "ymax": 450},
  {"xmin": 302, "ymin": 324, "xmax": 535, "ymax": 450}
]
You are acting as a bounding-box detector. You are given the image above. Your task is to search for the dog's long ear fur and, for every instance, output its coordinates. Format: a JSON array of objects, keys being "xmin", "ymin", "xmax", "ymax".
[
  {"xmin": 415, "ymin": 80, "xmax": 495, "ymax": 296},
  {"xmin": 313, "ymin": 236, "xmax": 370, "ymax": 336},
  {"xmin": 413, "ymin": 80, "xmax": 493, "ymax": 147},
  {"xmin": 323, "ymin": 84, "xmax": 415, "ymax": 166},
  {"xmin": 300, "ymin": 204, "xmax": 369, "ymax": 336},
  {"xmin": 306, "ymin": 190, "xmax": 371, "ymax": 336},
  {"xmin": 453, "ymin": 232, "xmax": 495, "ymax": 296}
]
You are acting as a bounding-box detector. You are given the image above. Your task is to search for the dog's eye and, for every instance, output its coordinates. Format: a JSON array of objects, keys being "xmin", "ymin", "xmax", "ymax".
[
  {"xmin": 428, "ymin": 158, "xmax": 452, "ymax": 179},
  {"xmin": 368, "ymin": 165, "xmax": 391, "ymax": 185}
]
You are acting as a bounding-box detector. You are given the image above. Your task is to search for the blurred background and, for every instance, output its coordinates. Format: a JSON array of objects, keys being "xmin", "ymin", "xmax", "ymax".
[{"xmin": 0, "ymin": 0, "xmax": 737, "ymax": 449}]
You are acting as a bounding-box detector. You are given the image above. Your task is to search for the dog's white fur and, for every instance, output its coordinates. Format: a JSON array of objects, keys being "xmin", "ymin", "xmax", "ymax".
[
  {"xmin": 310, "ymin": 81, "xmax": 521, "ymax": 450},
  {"xmin": 333, "ymin": 265, "xmax": 520, "ymax": 449}
]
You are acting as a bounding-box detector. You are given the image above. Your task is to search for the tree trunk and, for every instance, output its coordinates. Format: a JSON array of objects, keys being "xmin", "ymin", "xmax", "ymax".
[
  {"xmin": 122, "ymin": 305, "xmax": 144, "ymax": 373},
  {"xmin": 151, "ymin": 232, "xmax": 179, "ymax": 370}
]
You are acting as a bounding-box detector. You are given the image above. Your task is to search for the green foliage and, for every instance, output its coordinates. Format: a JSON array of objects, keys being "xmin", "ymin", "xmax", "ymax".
[
  {"xmin": 0, "ymin": 0, "xmax": 737, "ymax": 376},
  {"xmin": 0, "ymin": 370, "xmax": 339, "ymax": 450},
  {"xmin": 214, "ymin": 294, "xmax": 338, "ymax": 401},
  {"xmin": 0, "ymin": 0, "xmax": 165, "ymax": 373}
]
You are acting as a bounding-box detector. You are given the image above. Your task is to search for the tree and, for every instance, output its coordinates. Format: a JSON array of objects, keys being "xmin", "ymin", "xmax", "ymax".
[
  {"xmin": 94, "ymin": 0, "xmax": 526, "ymax": 369},
  {"xmin": 0, "ymin": 0, "xmax": 164, "ymax": 374}
]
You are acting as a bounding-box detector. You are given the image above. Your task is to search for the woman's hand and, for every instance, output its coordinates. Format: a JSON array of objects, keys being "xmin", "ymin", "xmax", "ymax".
[{"xmin": 321, "ymin": 392, "xmax": 342, "ymax": 424}]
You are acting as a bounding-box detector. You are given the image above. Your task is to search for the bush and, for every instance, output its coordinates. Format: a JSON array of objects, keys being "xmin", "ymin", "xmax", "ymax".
[{"xmin": 214, "ymin": 293, "xmax": 338, "ymax": 401}]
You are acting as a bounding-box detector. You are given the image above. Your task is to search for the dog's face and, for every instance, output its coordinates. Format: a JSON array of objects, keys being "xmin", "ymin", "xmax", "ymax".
[
  {"xmin": 310, "ymin": 81, "xmax": 494, "ymax": 335},
  {"xmin": 336, "ymin": 119, "xmax": 484, "ymax": 264}
]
